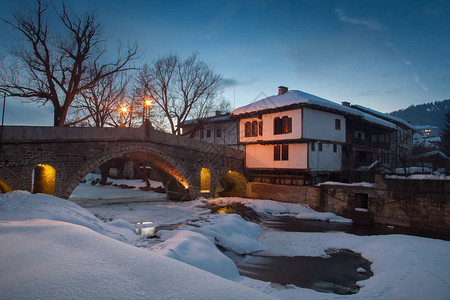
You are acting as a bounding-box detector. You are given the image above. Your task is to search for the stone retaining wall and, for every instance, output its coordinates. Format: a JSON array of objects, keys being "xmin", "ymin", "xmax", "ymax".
[{"xmin": 247, "ymin": 176, "xmax": 450, "ymax": 235}]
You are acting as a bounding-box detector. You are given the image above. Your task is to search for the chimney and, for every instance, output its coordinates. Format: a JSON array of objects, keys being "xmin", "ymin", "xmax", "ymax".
[
  {"xmin": 278, "ymin": 86, "xmax": 288, "ymax": 95},
  {"xmin": 341, "ymin": 101, "xmax": 351, "ymax": 107},
  {"xmin": 215, "ymin": 110, "xmax": 221, "ymax": 116}
]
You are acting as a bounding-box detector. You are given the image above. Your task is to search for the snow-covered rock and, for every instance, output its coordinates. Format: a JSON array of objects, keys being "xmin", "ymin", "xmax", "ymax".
[{"xmin": 151, "ymin": 230, "xmax": 240, "ymax": 279}]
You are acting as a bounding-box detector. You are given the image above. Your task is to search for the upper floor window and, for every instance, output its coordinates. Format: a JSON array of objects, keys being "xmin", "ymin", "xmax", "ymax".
[
  {"xmin": 274, "ymin": 116, "xmax": 292, "ymax": 135},
  {"xmin": 335, "ymin": 119, "xmax": 341, "ymax": 130},
  {"xmin": 333, "ymin": 144, "xmax": 337, "ymax": 153},
  {"xmin": 245, "ymin": 120, "xmax": 262, "ymax": 137},
  {"xmin": 206, "ymin": 129, "xmax": 211, "ymax": 138},
  {"xmin": 216, "ymin": 128, "xmax": 222, "ymax": 137},
  {"xmin": 318, "ymin": 143, "xmax": 323, "ymax": 152},
  {"xmin": 311, "ymin": 142, "xmax": 315, "ymax": 151}
]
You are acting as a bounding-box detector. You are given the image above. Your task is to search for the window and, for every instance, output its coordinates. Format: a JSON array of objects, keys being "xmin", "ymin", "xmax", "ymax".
[
  {"xmin": 245, "ymin": 122, "xmax": 251, "ymax": 137},
  {"xmin": 244, "ymin": 120, "xmax": 260, "ymax": 137},
  {"xmin": 311, "ymin": 142, "xmax": 315, "ymax": 151},
  {"xmin": 274, "ymin": 116, "xmax": 292, "ymax": 135},
  {"xmin": 258, "ymin": 121, "xmax": 263, "ymax": 136},
  {"xmin": 206, "ymin": 129, "xmax": 211, "ymax": 138},
  {"xmin": 318, "ymin": 143, "xmax": 323, "ymax": 152},
  {"xmin": 356, "ymin": 193, "xmax": 368, "ymax": 210},
  {"xmin": 274, "ymin": 145, "xmax": 281, "ymax": 161},
  {"xmin": 216, "ymin": 128, "xmax": 222, "ymax": 137},
  {"xmin": 274, "ymin": 117, "xmax": 282, "ymax": 135},
  {"xmin": 356, "ymin": 131, "xmax": 365, "ymax": 140},
  {"xmin": 251, "ymin": 121, "xmax": 258, "ymax": 137},
  {"xmin": 333, "ymin": 144, "xmax": 337, "ymax": 153},
  {"xmin": 282, "ymin": 144, "xmax": 289, "ymax": 160},
  {"xmin": 335, "ymin": 119, "xmax": 341, "ymax": 130},
  {"xmin": 200, "ymin": 130, "xmax": 204, "ymax": 139},
  {"xmin": 274, "ymin": 144, "xmax": 289, "ymax": 161}
]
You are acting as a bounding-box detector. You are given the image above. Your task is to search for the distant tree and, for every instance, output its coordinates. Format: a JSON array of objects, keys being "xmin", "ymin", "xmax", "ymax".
[
  {"xmin": 440, "ymin": 113, "xmax": 450, "ymax": 158},
  {"xmin": 0, "ymin": 0, "xmax": 137, "ymax": 126},
  {"xmin": 136, "ymin": 52, "xmax": 225, "ymax": 135}
]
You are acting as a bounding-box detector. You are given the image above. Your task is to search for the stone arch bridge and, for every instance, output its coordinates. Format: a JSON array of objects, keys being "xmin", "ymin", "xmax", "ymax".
[{"xmin": 0, "ymin": 124, "xmax": 245, "ymax": 200}]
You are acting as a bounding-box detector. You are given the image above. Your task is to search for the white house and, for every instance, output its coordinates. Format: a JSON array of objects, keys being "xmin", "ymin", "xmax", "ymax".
[{"xmin": 230, "ymin": 87, "xmax": 400, "ymax": 184}]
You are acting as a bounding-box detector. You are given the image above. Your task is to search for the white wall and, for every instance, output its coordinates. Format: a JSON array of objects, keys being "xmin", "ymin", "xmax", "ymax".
[
  {"xmin": 308, "ymin": 143, "xmax": 342, "ymax": 171},
  {"xmin": 245, "ymin": 143, "xmax": 308, "ymax": 169},
  {"xmin": 302, "ymin": 108, "xmax": 345, "ymax": 142},
  {"xmin": 239, "ymin": 109, "xmax": 302, "ymax": 143}
]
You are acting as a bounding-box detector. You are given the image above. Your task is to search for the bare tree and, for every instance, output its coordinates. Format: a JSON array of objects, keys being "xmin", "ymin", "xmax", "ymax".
[
  {"xmin": 136, "ymin": 52, "xmax": 224, "ymax": 134},
  {"xmin": 0, "ymin": 0, "xmax": 137, "ymax": 126},
  {"xmin": 69, "ymin": 71, "xmax": 129, "ymax": 127}
]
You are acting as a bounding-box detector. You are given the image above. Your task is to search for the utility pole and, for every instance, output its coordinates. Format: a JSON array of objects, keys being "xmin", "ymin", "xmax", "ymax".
[{"xmin": 0, "ymin": 94, "xmax": 6, "ymax": 160}]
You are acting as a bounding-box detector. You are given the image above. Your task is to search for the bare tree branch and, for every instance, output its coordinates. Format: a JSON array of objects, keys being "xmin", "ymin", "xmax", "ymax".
[{"xmin": 0, "ymin": 0, "xmax": 137, "ymax": 126}]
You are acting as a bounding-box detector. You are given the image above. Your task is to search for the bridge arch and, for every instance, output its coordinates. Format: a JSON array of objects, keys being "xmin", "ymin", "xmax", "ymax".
[
  {"xmin": 215, "ymin": 169, "xmax": 248, "ymax": 197},
  {"xmin": 0, "ymin": 168, "xmax": 25, "ymax": 192},
  {"xmin": 61, "ymin": 143, "xmax": 193, "ymax": 200},
  {"xmin": 20, "ymin": 155, "xmax": 67, "ymax": 197}
]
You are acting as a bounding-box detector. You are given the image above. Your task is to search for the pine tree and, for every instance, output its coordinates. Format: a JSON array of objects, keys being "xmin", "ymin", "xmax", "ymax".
[{"xmin": 440, "ymin": 112, "xmax": 450, "ymax": 157}]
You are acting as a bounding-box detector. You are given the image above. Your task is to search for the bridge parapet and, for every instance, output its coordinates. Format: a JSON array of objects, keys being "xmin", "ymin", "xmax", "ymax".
[
  {"xmin": 1, "ymin": 126, "xmax": 146, "ymax": 142},
  {"xmin": 1, "ymin": 125, "xmax": 244, "ymax": 159}
]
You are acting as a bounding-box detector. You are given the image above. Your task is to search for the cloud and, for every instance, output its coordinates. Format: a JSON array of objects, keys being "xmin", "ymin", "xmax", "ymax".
[
  {"xmin": 221, "ymin": 78, "xmax": 258, "ymax": 88},
  {"xmin": 385, "ymin": 42, "xmax": 411, "ymax": 66},
  {"xmin": 335, "ymin": 8, "xmax": 384, "ymax": 31},
  {"xmin": 413, "ymin": 72, "xmax": 429, "ymax": 91}
]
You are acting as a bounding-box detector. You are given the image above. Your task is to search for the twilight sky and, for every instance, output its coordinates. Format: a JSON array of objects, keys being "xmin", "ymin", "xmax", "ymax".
[{"xmin": 1, "ymin": 0, "xmax": 449, "ymax": 126}]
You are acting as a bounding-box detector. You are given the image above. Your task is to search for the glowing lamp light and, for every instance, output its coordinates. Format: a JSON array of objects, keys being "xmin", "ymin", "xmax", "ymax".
[
  {"xmin": 120, "ymin": 106, "xmax": 128, "ymax": 113},
  {"xmin": 145, "ymin": 100, "xmax": 152, "ymax": 106}
]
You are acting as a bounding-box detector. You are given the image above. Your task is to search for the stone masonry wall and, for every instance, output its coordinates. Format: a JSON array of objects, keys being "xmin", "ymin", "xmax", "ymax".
[
  {"xmin": 247, "ymin": 176, "xmax": 450, "ymax": 235},
  {"xmin": 247, "ymin": 182, "xmax": 320, "ymax": 208}
]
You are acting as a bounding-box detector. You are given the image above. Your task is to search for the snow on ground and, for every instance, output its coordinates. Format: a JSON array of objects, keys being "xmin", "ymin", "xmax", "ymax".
[
  {"xmin": 0, "ymin": 219, "xmax": 273, "ymax": 300},
  {"xmin": 254, "ymin": 231, "xmax": 450, "ymax": 300},
  {"xmin": 70, "ymin": 173, "xmax": 164, "ymax": 201},
  {"xmin": 0, "ymin": 191, "xmax": 138, "ymax": 244},
  {"xmin": 0, "ymin": 191, "xmax": 273, "ymax": 300},
  {"xmin": 2, "ymin": 183, "xmax": 450, "ymax": 300}
]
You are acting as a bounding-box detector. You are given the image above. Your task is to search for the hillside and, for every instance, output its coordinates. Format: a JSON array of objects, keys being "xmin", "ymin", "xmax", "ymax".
[{"xmin": 390, "ymin": 99, "xmax": 450, "ymax": 129}]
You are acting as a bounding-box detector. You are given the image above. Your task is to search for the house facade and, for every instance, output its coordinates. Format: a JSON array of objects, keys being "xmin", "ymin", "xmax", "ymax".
[
  {"xmin": 180, "ymin": 112, "xmax": 241, "ymax": 149},
  {"xmin": 231, "ymin": 87, "xmax": 402, "ymax": 184}
]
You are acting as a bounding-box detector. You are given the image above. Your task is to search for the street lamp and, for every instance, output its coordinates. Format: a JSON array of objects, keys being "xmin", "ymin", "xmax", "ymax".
[
  {"xmin": 144, "ymin": 99, "xmax": 153, "ymax": 121},
  {"xmin": 119, "ymin": 105, "xmax": 129, "ymax": 127}
]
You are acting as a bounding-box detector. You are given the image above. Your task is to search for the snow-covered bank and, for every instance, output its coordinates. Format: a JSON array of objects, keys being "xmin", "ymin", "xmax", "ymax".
[
  {"xmin": 0, "ymin": 191, "xmax": 273, "ymax": 299},
  {"xmin": 207, "ymin": 197, "xmax": 352, "ymax": 223}
]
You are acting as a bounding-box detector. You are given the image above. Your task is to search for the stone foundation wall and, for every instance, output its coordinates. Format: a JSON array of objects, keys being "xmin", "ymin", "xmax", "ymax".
[
  {"xmin": 247, "ymin": 182, "xmax": 320, "ymax": 208},
  {"xmin": 247, "ymin": 176, "xmax": 450, "ymax": 234}
]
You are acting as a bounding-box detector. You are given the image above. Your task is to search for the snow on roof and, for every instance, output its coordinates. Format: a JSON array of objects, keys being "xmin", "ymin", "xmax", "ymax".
[
  {"xmin": 415, "ymin": 125, "xmax": 440, "ymax": 130},
  {"xmin": 231, "ymin": 90, "xmax": 397, "ymax": 129},
  {"xmin": 351, "ymin": 104, "xmax": 415, "ymax": 130},
  {"xmin": 183, "ymin": 114, "xmax": 231, "ymax": 126}
]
